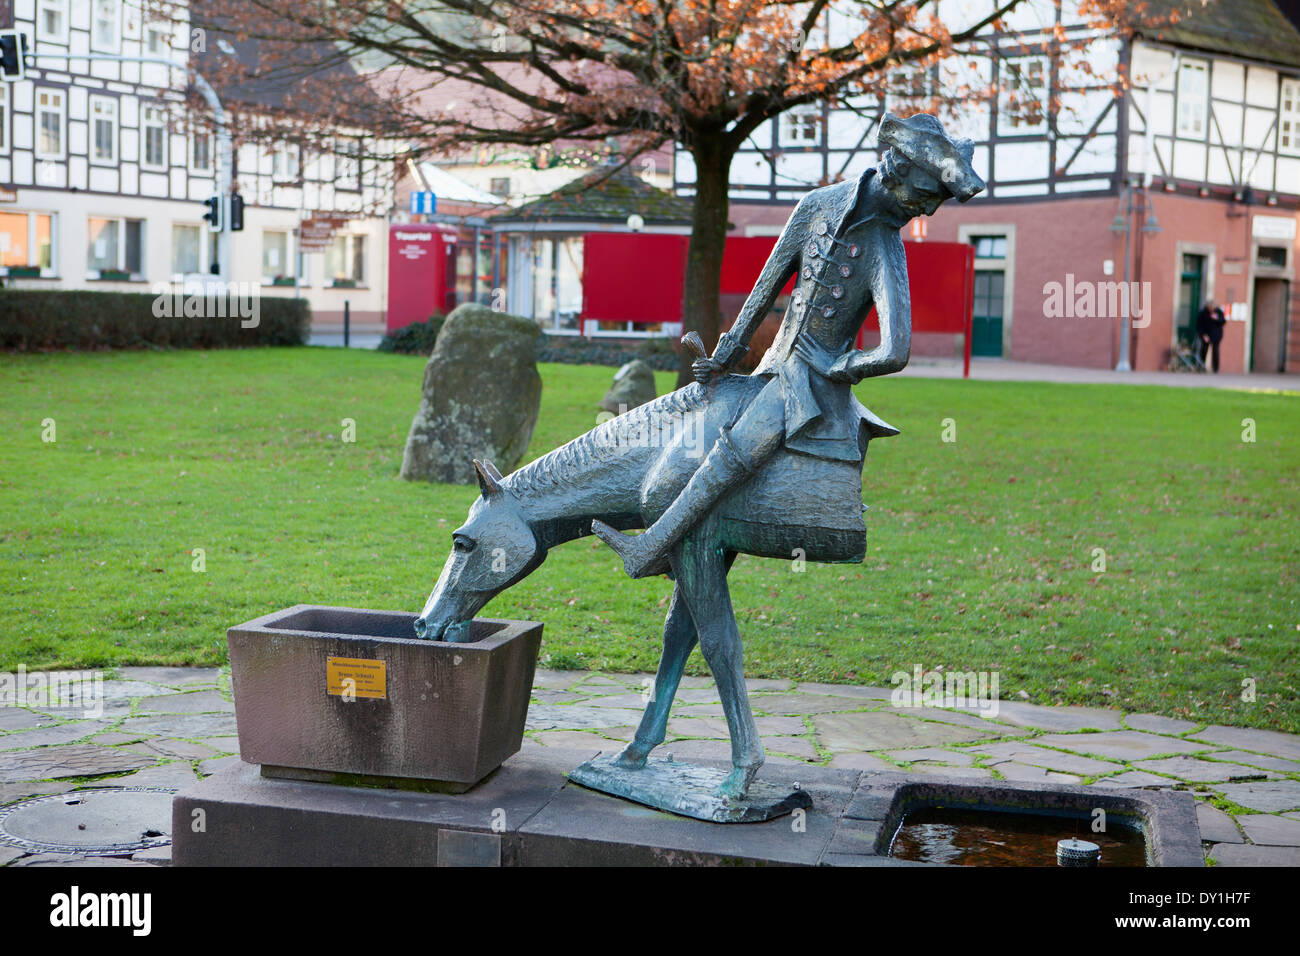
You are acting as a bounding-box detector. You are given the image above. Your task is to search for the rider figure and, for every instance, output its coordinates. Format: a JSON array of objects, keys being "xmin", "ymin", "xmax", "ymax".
[{"xmin": 593, "ymin": 113, "xmax": 986, "ymax": 578}]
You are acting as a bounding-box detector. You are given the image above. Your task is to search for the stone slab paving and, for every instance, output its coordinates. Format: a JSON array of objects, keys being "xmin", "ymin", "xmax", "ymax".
[
  {"xmin": 1195, "ymin": 803, "xmax": 1244, "ymax": 844},
  {"xmin": 1030, "ymin": 730, "xmax": 1217, "ymax": 761},
  {"xmin": 0, "ymin": 665, "xmax": 1297, "ymax": 868},
  {"xmin": 1237, "ymin": 814, "xmax": 1300, "ymax": 847},
  {"xmin": 1132, "ymin": 755, "xmax": 1281, "ymax": 783},
  {"xmin": 1215, "ymin": 780, "xmax": 1300, "ymax": 814},
  {"xmin": 1207, "ymin": 844, "xmax": 1300, "ymax": 866},
  {"xmin": 1093, "ymin": 770, "xmax": 1179, "ymax": 789}
]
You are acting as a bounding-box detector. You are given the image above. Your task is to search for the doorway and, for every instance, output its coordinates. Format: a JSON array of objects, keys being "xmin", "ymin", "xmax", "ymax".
[
  {"xmin": 1251, "ymin": 277, "xmax": 1290, "ymax": 373},
  {"xmin": 1176, "ymin": 254, "xmax": 1206, "ymax": 351},
  {"xmin": 972, "ymin": 270, "xmax": 1005, "ymax": 357}
]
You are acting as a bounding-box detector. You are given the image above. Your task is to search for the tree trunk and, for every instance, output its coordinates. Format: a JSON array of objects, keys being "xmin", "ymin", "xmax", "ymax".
[{"xmin": 677, "ymin": 132, "xmax": 733, "ymax": 387}]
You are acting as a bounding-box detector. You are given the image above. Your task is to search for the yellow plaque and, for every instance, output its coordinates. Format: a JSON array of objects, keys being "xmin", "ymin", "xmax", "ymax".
[{"xmin": 326, "ymin": 657, "xmax": 387, "ymax": 699}]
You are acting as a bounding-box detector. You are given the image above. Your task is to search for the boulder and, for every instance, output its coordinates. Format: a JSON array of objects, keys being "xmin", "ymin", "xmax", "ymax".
[
  {"xmin": 399, "ymin": 303, "xmax": 542, "ymax": 484},
  {"xmin": 597, "ymin": 359, "xmax": 658, "ymax": 415}
]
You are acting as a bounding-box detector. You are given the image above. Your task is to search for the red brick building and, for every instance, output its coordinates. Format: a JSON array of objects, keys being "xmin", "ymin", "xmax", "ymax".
[{"xmin": 686, "ymin": 0, "xmax": 1300, "ymax": 374}]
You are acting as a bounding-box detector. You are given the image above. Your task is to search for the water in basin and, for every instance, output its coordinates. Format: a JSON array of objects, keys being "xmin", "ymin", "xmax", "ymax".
[{"xmin": 888, "ymin": 806, "xmax": 1148, "ymax": 866}]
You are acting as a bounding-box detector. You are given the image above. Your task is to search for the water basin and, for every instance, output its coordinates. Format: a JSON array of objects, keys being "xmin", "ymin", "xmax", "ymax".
[{"xmin": 888, "ymin": 806, "xmax": 1148, "ymax": 866}]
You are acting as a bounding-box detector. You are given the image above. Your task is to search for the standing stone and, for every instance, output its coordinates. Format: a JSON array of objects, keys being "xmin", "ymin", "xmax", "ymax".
[
  {"xmin": 598, "ymin": 359, "xmax": 657, "ymax": 415},
  {"xmin": 399, "ymin": 303, "xmax": 542, "ymax": 484}
]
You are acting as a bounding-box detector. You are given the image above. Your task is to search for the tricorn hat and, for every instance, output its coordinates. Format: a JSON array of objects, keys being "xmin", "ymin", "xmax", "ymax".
[{"xmin": 878, "ymin": 112, "xmax": 985, "ymax": 203}]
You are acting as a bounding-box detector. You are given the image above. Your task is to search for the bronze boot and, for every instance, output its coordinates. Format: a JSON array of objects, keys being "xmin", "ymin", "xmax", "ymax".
[{"xmin": 592, "ymin": 427, "xmax": 756, "ymax": 578}]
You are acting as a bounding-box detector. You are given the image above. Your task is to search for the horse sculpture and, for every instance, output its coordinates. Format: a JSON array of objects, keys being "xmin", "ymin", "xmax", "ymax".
[
  {"xmin": 412, "ymin": 113, "xmax": 986, "ymax": 819},
  {"xmin": 414, "ymin": 352, "xmax": 897, "ymax": 808}
]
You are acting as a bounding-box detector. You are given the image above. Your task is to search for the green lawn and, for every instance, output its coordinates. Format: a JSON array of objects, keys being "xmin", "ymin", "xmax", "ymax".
[{"xmin": 1, "ymin": 348, "xmax": 1296, "ymax": 732}]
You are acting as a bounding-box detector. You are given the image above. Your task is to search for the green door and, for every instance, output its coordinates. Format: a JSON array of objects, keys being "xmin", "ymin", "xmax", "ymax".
[
  {"xmin": 972, "ymin": 269, "xmax": 1005, "ymax": 357},
  {"xmin": 1177, "ymin": 254, "xmax": 1205, "ymax": 350}
]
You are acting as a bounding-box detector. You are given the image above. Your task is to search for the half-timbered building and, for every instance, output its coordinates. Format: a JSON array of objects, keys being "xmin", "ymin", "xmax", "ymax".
[
  {"xmin": 0, "ymin": 0, "xmax": 393, "ymax": 336},
  {"xmin": 676, "ymin": 0, "xmax": 1300, "ymax": 374}
]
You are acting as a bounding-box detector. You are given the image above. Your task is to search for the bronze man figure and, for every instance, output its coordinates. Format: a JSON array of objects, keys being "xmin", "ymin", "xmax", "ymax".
[{"xmin": 593, "ymin": 112, "xmax": 986, "ymax": 577}]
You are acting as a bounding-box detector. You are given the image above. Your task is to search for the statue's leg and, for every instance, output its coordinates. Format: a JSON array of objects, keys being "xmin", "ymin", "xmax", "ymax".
[
  {"xmin": 613, "ymin": 581, "xmax": 697, "ymax": 769},
  {"xmin": 592, "ymin": 379, "xmax": 785, "ymax": 579},
  {"xmin": 675, "ymin": 529, "xmax": 763, "ymax": 801}
]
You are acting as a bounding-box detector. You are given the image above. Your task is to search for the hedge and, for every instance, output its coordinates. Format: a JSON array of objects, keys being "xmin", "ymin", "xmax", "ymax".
[
  {"xmin": 377, "ymin": 314, "xmax": 444, "ymax": 355},
  {"xmin": 0, "ymin": 289, "xmax": 311, "ymax": 351},
  {"xmin": 537, "ymin": 333, "xmax": 681, "ymax": 371}
]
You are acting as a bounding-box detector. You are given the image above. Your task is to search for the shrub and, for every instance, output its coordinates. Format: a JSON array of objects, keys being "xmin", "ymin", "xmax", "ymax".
[
  {"xmin": 377, "ymin": 314, "xmax": 445, "ymax": 355},
  {"xmin": 537, "ymin": 334, "xmax": 681, "ymax": 371},
  {"xmin": 0, "ymin": 289, "xmax": 310, "ymax": 351}
]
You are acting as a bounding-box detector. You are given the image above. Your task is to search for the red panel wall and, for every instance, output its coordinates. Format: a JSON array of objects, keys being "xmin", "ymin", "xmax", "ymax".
[
  {"xmin": 720, "ymin": 236, "xmax": 796, "ymax": 296},
  {"xmin": 387, "ymin": 224, "xmax": 458, "ymax": 332},
  {"xmin": 856, "ymin": 241, "xmax": 975, "ymax": 338},
  {"xmin": 581, "ymin": 233, "xmax": 688, "ymax": 324},
  {"xmin": 714, "ymin": 235, "xmax": 972, "ymax": 336},
  {"xmin": 575, "ymin": 232, "xmax": 972, "ymax": 345}
]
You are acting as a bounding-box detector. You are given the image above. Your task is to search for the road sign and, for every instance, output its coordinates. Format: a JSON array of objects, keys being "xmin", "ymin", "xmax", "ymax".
[
  {"xmin": 297, "ymin": 222, "xmax": 336, "ymax": 251},
  {"xmin": 409, "ymin": 191, "xmax": 436, "ymax": 215}
]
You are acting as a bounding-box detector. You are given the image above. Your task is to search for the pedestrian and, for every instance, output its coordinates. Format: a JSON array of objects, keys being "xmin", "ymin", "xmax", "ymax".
[{"xmin": 1197, "ymin": 299, "xmax": 1226, "ymax": 372}]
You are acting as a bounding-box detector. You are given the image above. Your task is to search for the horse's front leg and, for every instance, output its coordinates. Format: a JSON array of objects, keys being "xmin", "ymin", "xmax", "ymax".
[
  {"xmin": 614, "ymin": 581, "xmax": 697, "ymax": 769},
  {"xmin": 675, "ymin": 534, "xmax": 763, "ymax": 800}
]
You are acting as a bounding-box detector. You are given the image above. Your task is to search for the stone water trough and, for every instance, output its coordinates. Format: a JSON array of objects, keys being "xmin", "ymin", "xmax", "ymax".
[
  {"xmin": 226, "ymin": 605, "xmax": 542, "ymax": 791},
  {"xmin": 857, "ymin": 772, "xmax": 1204, "ymax": 867}
]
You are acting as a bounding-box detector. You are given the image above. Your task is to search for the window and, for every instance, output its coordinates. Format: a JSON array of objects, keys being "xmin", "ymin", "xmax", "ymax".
[
  {"xmin": 489, "ymin": 177, "xmax": 511, "ymax": 196},
  {"xmin": 190, "ymin": 129, "xmax": 212, "ymax": 173},
  {"xmin": 262, "ymin": 230, "xmax": 293, "ymax": 281},
  {"xmin": 1, "ymin": 211, "xmax": 55, "ymax": 275},
  {"xmin": 0, "ymin": 84, "xmax": 8, "ymax": 153},
  {"xmin": 91, "ymin": 0, "xmax": 120, "ymax": 52},
  {"xmin": 90, "ymin": 96, "xmax": 117, "ymax": 164},
  {"xmin": 272, "ymin": 143, "xmax": 300, "ymax": 182},
  {"xmin": 999, "ymin": 57, "xmax": 1048, "ymax": 134},
  {"xmin": 87, "ymin": 217, "xmax": 144, "ymax": 278},
  {"xmin": 145, "ymin": 24, "xmax": 169, "ymax": 56},
  {"xmin": 506, "ymin": 234, "xmax": 583, "ymax": 331},
  {"xmin": 972, "ymin": 235, "xmax": 1007, "ymax": 259},
  {"xmin": 36, "ymin": 0, "xmax": 68, "ymax": 43},
  {"xmin": 888, "ymin": 66, "xmax": 935, "ymax": 112},
  {"xmin": 336, "ymin": 139, "xmax": 360, "ymax": 189},
  {"xmin": 35, "ymin": 89, "xmax": 65, "ymax": 159},
  {"xmin": 780, "ymin": 105, "xmax": 821, "ymax": 147},
  {"xmin": 171, "ymin": 223, "xmax": 205, "ymax": 276},
  {"xmin": 142, "ymin": 105, "xmax": 167, "ymax": 168},
  {"xmin": 1176, "ymin": 58, "xmax": 1209, "ymax": 138},
  {"xmin": 1281, "ymin": 78, "xmax": 1300, "ymax": 157},
  {"xmin": 324, "ymin": 233, "xmax": 366, "ymax": 285},
  {"xmin": 1257, "ymin": 245, "xmax": 1287, "ymax": 268}
]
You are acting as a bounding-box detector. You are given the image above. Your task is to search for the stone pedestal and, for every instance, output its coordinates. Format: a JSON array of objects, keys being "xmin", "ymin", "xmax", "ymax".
[
  {"xmin": 227, "ymin": 606, "xmax": 541, "ymax": 789},
  {"xmin": 171, "ymin": 753, "xmax": 1204, "ymax": 867},
  {"xmin": 171, "ymin": 749, "xmax": 865, "ymax": 867}
]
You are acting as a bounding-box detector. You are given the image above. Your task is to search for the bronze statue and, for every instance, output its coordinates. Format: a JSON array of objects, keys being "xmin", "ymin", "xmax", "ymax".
[{"xmin": 415, "ymin": 113, "xmax": 985, "ymax": 820}]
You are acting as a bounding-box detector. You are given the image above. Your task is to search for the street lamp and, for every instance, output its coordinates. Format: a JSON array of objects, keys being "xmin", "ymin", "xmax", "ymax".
[{"xmin": 1109, "ymin": 183, "xmax": 1161, "ymax": 371}]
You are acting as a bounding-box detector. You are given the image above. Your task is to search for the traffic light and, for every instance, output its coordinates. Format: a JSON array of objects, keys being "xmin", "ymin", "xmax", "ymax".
[
  {"xmin": 0, "ymin": 30, "xmax": 29, "ymax": 81},
  {"xmin": 202, "ymin": 195, "xmax": 222, "ymax": 232},
  {"xmin": 228, "ymin": 193, "xmax": 244, "ymax": 232}
]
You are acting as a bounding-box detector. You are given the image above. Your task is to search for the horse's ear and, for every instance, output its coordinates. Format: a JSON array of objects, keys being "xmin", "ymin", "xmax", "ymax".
[{"xmin": 473, "ymin": 459, "xmax": 503, "ymax": 498}]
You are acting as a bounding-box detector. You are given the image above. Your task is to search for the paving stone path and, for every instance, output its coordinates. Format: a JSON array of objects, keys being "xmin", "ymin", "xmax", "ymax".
[{"xmin": 2, "ymin": 667, "xmax": 1298, "ymax": 867}]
